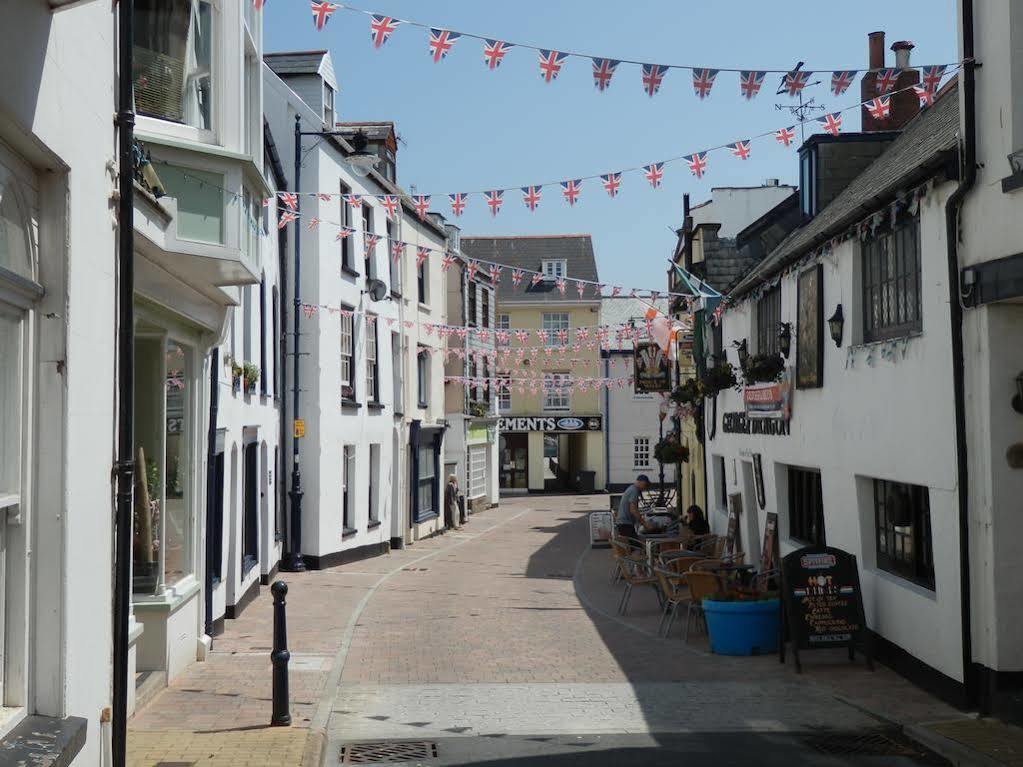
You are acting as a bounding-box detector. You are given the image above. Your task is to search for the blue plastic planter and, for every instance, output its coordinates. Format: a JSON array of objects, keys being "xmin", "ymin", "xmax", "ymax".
[{"xmin": 703, "ymin": 598, "xmax": 780, "ymax": 656}]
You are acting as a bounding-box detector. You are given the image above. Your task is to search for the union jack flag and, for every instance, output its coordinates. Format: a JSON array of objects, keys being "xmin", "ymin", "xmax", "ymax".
[
  {"xmin": 310, "ymin": 1, "xmax": 337, "ymax": 31},
  {"xmin": 591, "ymin": 58, "xmax": 619, "ymax": 92},
  {"xmin": 369, "ymin": 15, "xmax": 400, "ymax": 48},
  {"xmin": 831, "ymin": 70, "xmax": 857, "ymax": 96},
  {"xmin": 913, "ymin": 85, "xmax": 935, "ymax": 108},
  {"xmin": 691, "ymin": 68, "xmax": 718, "ymax": 99},
  {"xmin": 412, "ymin": 195, "xmax": 431, "ymax": 220},
  {"xmin": 416, "ymin": 246, "xmax": 430, "ymax": 268},
  {"xmin": 561, "ymin": 179, "xmax": 582, "ymax": 206},
  {"xmin": 364, "ymin": 233, "xmax": 380, "ymax": 256},
  {"xmin": 279, "ymin": 192, "xmax": 298, "ymax": 210},
  {"xmin": 555, "ymin": 278, "xmax": 567, "ymax": 296},
  {"xmin": 253, "ymin": 0, "xmax": 267, "ymax": 9},
  {"xmin": 378, "ymin": 195, "xmax": 399, "ymax": 218},
  {"xmin": 875, "ymin": 68, "xmax": 898, "ymax": 93},
  {"xmin": 483, "ymin": 39, "xmax": 512, "ymax": 70},
  {"xmin": 818, "ymin": 112, "xmax": 843, "ymax": 136},
  {"xmin": 511, "ymin": 269, "xmax": 524, "ymax": 287},
  {"xmin": 538, "ymin": 50, "xmax": 568, "ymax": 83},
  {"xmin": 594, "ymin": 283, "xmax": 605, "ymax": 297},
  {"xmin": 317, "ymin": 193, "xmax": 333, "ymax": 202},
  {"xmin": 611, "ymin": 286, "xmax": 622, "ymax": 297},
  {"xmin": 774, "ymin": 126, "xmax": 797, "ymax": 147},
  {"xmin": 342, "ymin": 194, "xmax": 362, "ymax": 208},
  {"xmin": 684, "ymin": 152, "xmax": 708, "ymax": 178},
  {"xmin": 448, "ymin": 192, "xmax": 467, "ymax": 217},
  {"xmin": 642, "ymin": 64, "xmax": 669, "ymax": 97},
  {"xmin": 390, "ymin": 239, "xmax": 404, "ymax": 262},
  {"xmin": 576, "ymin": 281, "xmax": 585, "ymax": 298},
  {"xmin": 484, "ymin": 190, "xmax": 504, "ymax": 217},
  {"xmin": 441, "ymin": 254, "xmax": 456, "ymax": 271},
  {"xmin": 739, "ymin": 70, "xmax": 766, "ymax": 100},
  {"xmin": 428, "ymin": 28, "xmax": 461, "ymax": 63},
  {"xmin": 522, "ymin": 185, "xmax": 542, "ymax": 211},
  {"xmin": 782, "ymin": 70, "xmax": 812, "ymax": 96},
  {"xmin": 866, "ymin": 96, "xmax": 891, "ymax": 120},
  {"xmin": 530, "ymin": 272, "xmax": 544, "ymax": 287},
  {"xmin": 644, "ymin": 163, "xmax": 664, "ymax": 189},
  {"xmin": 921, "ymin": 65, "xmax": 947, "ymax": 93},
  {"xmin": 335, "ymin": 227, "xmax": 353, "ymax": 240},
  {"xmin": 489, "ymin": 264, "xmax": 503, "ymax": 283},
  {"xmin": 600, "ymin": 173, "xmax": 622, "ymax": 198},
  {"xmin": 730, "ymin": 140, "xmax": 751, "ymax": 160},
  {"xmin": 306, "ymin": 217, "xmax": 320, "ymax": 230},
  {"xmin": 466, "ymin": 260, "xmax": 479, "ymax": 281},
  {"xmin": 278, "ymin": 211, "xmax": 297, "ymax": 229}
]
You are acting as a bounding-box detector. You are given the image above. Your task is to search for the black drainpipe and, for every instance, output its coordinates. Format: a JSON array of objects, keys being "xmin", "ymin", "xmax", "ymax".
[
  {"xmin": 945, "ymin": 0, "xmax": 978, "ymax": 710},
  {"xmin": 112, "ymin": 0, "xmax": 135, "ymax": 764},
  {"xmin": 203, "ymin": 348, "xmax": 220, "ymax": 637}
]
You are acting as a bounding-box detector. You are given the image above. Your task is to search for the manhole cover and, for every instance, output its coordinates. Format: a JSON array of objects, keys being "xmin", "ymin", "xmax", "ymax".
[
  {"xmin": 340, "ymin": 741, "xmax": 438, "ymax": 763},
  {"xmin": 803, "ymin": 731, "xmax": 943, "ymax": 762}
]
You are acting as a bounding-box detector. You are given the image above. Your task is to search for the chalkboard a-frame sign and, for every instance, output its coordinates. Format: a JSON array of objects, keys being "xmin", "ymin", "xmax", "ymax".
[{"xmin": 779, "ymin": 545, "xmax": 874, "ymax": 673}]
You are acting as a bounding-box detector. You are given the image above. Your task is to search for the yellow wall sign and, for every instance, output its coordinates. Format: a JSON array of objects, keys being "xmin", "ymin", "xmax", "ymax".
[{"xmin": 293, "ymin": 419, "xmax": 305, "ymax": 438}]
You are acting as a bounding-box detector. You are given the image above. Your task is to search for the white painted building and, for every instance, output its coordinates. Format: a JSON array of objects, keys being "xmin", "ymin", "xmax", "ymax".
[
  {"xmin": 600, "ymin": 298, "xmax": 677, "ymax": 492},
  {"xmin": 689, "ymin": 182, "xmax": 796, "ymax": 239}
]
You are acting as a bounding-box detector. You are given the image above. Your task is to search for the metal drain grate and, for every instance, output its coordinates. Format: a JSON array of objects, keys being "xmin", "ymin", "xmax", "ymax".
[
  {"xmin": 340, "ymin": 741, "xmax": 438, "ymax": 763},
  {"xmin": 803, "ymin": 731, "xmax": 942, "ymax": 762}
]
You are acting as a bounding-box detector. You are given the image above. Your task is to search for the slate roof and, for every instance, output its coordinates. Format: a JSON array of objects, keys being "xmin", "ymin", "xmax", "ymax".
[
  {"xmin": 264, "ymin": 51, "xmax": 328, "ymax": 76},
  {"xmin": 731, "ymin": 79, "xmax": 960, "ymax": 298},
  {"xmin": 601, "ymin": 297, "xmax": 668, "ymax": 350},
  {"xmin": 460, "ymin": 235, "xmax": 600, "ymax": 305}
]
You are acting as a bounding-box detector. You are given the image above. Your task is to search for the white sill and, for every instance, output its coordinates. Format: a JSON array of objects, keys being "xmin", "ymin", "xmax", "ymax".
[{"xmin": 0, "ymin": 707, "xmax": 27, "ymax": 745}]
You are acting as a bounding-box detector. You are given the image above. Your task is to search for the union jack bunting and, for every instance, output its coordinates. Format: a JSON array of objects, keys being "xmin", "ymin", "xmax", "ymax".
[
  {"xmin": 555, "ymin": 278, "xmax": 567, "ymax": 296},
  {"xmin": 831, "ymin": 70, "xmax": 857, "ymax": 96},
  {"xmin": 262, "ymin": 197, "xmax": 273, "ymax": 207},
  {"xmin": 390, "ymin": 239, "xmax": 404, "ymax": 263},
  {"xmin": 378, "ymin": 195, "xmax": 399, "ymax": 218},
  {"xmin": 317, "ymin": 193, "xmax": 333, "ymax": 202},
  {"xmin": 782, "ymin": 70, "xmax": 812, "ymax": 97},
  {"xmin": 530, "ymin": 272, "xmax": 544, "ymax": 287},
  {"xmin": 448, "ymin": 192, "xmax": 467, "ymax": 217},
  {"xmin": 866, "ymin": 96, "xmax": 891, "ymax": 120},
  {"xmin": 641, "ymin": 64, "xmax": 669, "ymax": 97},
  {"xmin": 818, "ymin": 112, "xmax": 843, "ymax": 136},
  {"xmin": 594, "ymin": 283, "xmax": 605, "ymax": 296},
  {"xmin": 561, "ymin": 179, "xmax": 582, "ymax": 206},
  {"xmin": 913, "ymin": 85, "xmax": 935, "ymax": 108},
  {"xmin": 279, "ymin": 192, "xmax": 298, "ymax": 211},
  {"xmin": 611, "ymin": 286, "xmax": 622, "ymax": 297},
  {"xmin": 643, "ymin": 163, "xmax": 664, "ymax": 189},
  {"xmin": 691, "ymin": 68, "xmax": 718, "ymax": 99},
  {"xmin": 729, "ymin": 140, "xmax": 751, "ymax": 160},
  {"xmin": 428, "ymin": 28, "xmax": 461, "ymax": 63},
  {"xmin": 364, "ymin": 233, "xmax": 380, "ymax": 255},
  {"xmin": 342, "ymin": 194, "xmax": 362, "ymax": 208},
  {"xmin": 482, "ymin": 39, "xmax": 512, "ymax": 70},
  {"xmin": 576, "ymin": 281, "xmax": 585, "ymax": 298},
  {"xmin": 306, "ymin": 217, "xmax": 320, "ymax": 230},
  {"xmin": 416, "ymin": 246, "xmax": 430, "ymax": 267},
  {"xmin": 875, "ymin": 68, "xmax": 898, "ymax": 93},
  {"xmin": 253, "ymin": 0, "xmax": 267, "ymax": 9},
  {"xmin": 522, "ymin": 185, "xmax": 542, "ymax": 211},
  {"xmin": 684, "ymin": 152, "xmax": 708, "ymax": 178},
  {"xmin": 538, "ymin": 50, "xmax": 568, "ymax": 83},
  {"xmin": 739, "ymin": 70, "xmax": 766, "ymax": 100},
  {"xmin": 488, "ymin": 265, "xmax": 503, "ymax": 283},
  {"xmin": 921, "ymin": 65, "xmax": 947, "ymax": 92},
  {"xmin": 511, "ymin": 269, "xmax": 524, "ymax": 287},
  {"xmin": 335, "ymin": 227, "xmax": 353, "ymax": 240},
  {"xmin": 369, "ymin": 15, "xmax": 400, "ymax": 48},
  {"xmin": 591, "ymin": 58, "xmax": 619, "ymax": 92},
  {"xmin": 278, "ymin": 211, "xmax": 297, "ymax": 229},
  {"xmin": 774, "ymin": 126, "xmax": 797, "ymax": 147},
  {"xmin": 600, "ymin": 173, "xmax": 622, "ymax": 198},
  {"xmin": 441, "ymin": 254, "xmax": 456, "ymax": 271},
  {"xmin": 412, "ymin": 195, "xmax": 431, "ymax": 220},
  {"xmin": 466, "ymin": 260, "xmax": 479, "ymax": 281},
  {"xmin": 484, "ymin": 190, "xmax": 504, "ymax": 217},
  {"xmin": 310, "ymin": 1, "xmax": 337, "ymax": 31}
]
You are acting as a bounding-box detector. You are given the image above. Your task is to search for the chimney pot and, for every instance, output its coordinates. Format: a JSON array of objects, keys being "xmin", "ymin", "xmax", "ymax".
[
  {"xmin": 891, "ymin": 40, "xmax": 915, "ymax": 69},
  {"xmin": 868, "ymin": 31, "xmax": 886, "ymax": 69}
]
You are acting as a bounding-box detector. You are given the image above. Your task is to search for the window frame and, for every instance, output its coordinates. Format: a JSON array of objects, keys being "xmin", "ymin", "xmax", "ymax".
[
  {"xmin": 542, "ymin": 259, "xmax": 567, "ymax": 280},
  {"xmin": 633, "ymin": 436, "xmax": 652, "ymax": 470},
  {"xmin": 497, "ymin": 385, "xmax": 511, "ymax": 413},
  {"xmin": 368, "ymin": 444, "xmax": 380, "ymax": 523},
  {"xmin": 496, "ymin": 314, "xmax": 510, "ymax": 346},
  {"xmin": 362, "ymin": 205, "xmax": 374, "ymax": 279},
  {"xmin": 481, "ymin": 287, "xmax": 490, "ymax": 329},
  {"xmin": 339, "ymin": 306, "xmax": 356, "ymax": 403},
  {"xmin": 873, "ymin": 478, "xmax": 935, "ymax": 589},
  {"xmin": 342, "ymin": 444, "xmax": 355, "ymax": 532},
  {"xmin": 417, "ymin": 442, "xmax": 437, "ymax": 519},
  {"xmin": 417, "ymin": 258, "xmax": 427, "ymax": 304},
  {"xmin": 323, "ymin": 82, "xmax": 335, "ymax": 127},
  {"xmin": 339, "ymin": 181, "xmax": 354, "ymax": 272},
  {"xmin": 417, "ymin": 346, "xmax": 430, "ymax": 408},
  {"xmin": 366, "ymin": 316, "xmax": 379, "ymax": 404},
  {"xmin": 386, "ymin": 219, "xmax": 400, "ymax": 296},
  {"xmin": 756, "ymin": 286, "xmax": 781, "ymax": 356},
  {"xmin": 544, "ymin": 372, "xmax": 571, "ymax": 412},
  {"xmin": 542, "ymin": 312, "xmax": 570, "ymax": 347},
  {"xmin": 861, "ymin": 214, "xmax": 922, "ymax": 343},
  {"xmin": 467, "ymin": 281, "xmax": 477, "ymax": 327},
  {"xmin": 787, "ymin": 466, "xmax": 825, "ymax": 546}
]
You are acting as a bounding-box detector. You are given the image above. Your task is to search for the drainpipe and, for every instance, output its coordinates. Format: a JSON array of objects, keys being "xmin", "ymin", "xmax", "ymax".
[
  {"xmin": 945, "ymin": 0, "xmax": 978, "ymax": 709},
  {"xmin": 603, "ymin": 353, "xmax": 610, "ymax": 489},
  {"xmin": 204, "ymin": 348, "xmax": 220, "ymax": 637},
  {"xmin": 112, "ymin": 0, "xmax": 136, "ymax": 763}
]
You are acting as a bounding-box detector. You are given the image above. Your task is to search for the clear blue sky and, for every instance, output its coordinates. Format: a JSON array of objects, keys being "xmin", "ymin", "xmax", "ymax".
[{"xmin": 264, "ymin": 1, "xmax": 958, "ymax": 293}]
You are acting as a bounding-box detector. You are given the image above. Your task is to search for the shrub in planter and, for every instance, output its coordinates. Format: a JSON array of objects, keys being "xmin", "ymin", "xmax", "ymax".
[
  {"xmin": 231, "ymin": 360, "xmax": 243, "ymax": 391},
  {"xmin": 654, "ymin": 434, "xmax": 689, "ymax": 464},
  {"xmin": 468, "ymin": 400, "xmax": 489, "ymax": 418},
  {"xmin": 671, "ymin": 378, "xmax": 703, "ymax": 407},
  {"xmin": 242, "ymin": 362, "xmax": 260, "ymax": 393},
  {"xmin": 742, "ymin": 353, "xmax": 786, "ymax": 385},
  {"xmin": 699, "ymin": 361, "xmax": 737, "ymax": 396},
  {"xmin": 703, "ymin": 592, "xmax": 780, "ymax": 656}
]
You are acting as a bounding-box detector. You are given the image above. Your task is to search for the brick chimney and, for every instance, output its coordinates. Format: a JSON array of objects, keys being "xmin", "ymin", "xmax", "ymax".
[{"xmin": 861, "ymin": 33, "xmax": 921, "ymax": 132}]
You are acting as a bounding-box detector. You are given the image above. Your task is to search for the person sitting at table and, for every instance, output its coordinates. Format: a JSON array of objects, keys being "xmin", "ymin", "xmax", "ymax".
[
  {"xmin": 616, "ymin": 474, "xmax": 653, "ymax": 545},
  {"xmin": 684, "ymin": 504, "xmax": 710, "ymax": 536}
]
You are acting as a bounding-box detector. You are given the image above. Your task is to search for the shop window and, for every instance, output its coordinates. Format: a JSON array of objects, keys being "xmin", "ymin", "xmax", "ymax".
[
  {"xmin": 366, "ymin": 316, "xmax": 379, "ymax": 403},
  {"xmin": 417, "ymin": 347, "xmax": 430, "ymax": 407},
  {"xmin": 342, "ymin": 445, "xmax": 355, "ymax": 532},
  {"xmin": 339, "ymin": 307, "xmax": 355, "ymax": 402},
  {"xmin": 873, "ymin": 478, "xmax": 934, "ymax": 589},
  {"xmin": 544, "ymin": 372, "xmax": 571, "ymax": 411},
  {"xmin": 788, "ymin": 466, "xmax": 825, "ymax": 546},
  {"xmin": 133, "ymin": 0, "xmax": 214, "ymax": 130},
  {"xmin": 542, "ymin": 259, "xmax": 567, "ymax": 280},
  {"xmin": 756, "ymin": 286, "xmax": 781, "ymax": 355},
  {"xmin": 862, "ymin": 215, "xmax": 922, "ymax": 343},
  {"xmin": 543, "ymin": 313, "xmax": 569, "ymax": 347},
  {"xmin": 368, "ymin": 444, "xmax": 380, "ymax": 523},
  {"xmin": 157, "ymin": 165, "xmax": 224, "ymax": 244},
  {"xmin": 633, "ymin": 437, "xmax": 651, "ymax": 470},
  {"xmin": 339, "ymin": 182, "xmax": 353, "ymax": 271},
  {"xmin": 417, "ymin": 443, "xmax": 437, "ymax": 518}
]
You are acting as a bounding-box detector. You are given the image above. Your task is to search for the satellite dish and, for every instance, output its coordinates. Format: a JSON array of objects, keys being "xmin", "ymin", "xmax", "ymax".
[{"xmin": 365, "ymin": 278, "xmax": 389, "ymax": 302}]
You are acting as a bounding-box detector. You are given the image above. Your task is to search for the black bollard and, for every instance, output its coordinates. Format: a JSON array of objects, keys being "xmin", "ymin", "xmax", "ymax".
[{"xmin": 270, "ymin": 581, "xmax": 291, "ymax": 726}]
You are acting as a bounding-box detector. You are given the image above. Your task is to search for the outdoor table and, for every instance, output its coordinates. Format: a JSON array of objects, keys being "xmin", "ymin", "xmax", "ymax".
[
  {"xmin": 637, "ymin": 533, "xmax": 687, "ymax": 566},
  {"xmin": 660, "ymin": 549, "xmax": 703, "ymax": 562}
]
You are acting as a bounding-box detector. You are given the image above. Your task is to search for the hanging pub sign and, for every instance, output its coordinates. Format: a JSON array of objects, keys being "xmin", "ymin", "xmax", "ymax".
[
  {"xmin": 779, "ymin": 546, "xmax": 874, "ymax": 673},
  {"xmin": 634, "ymin": 341, "xmax": 671, "ymax": 393},
  {"xmin": 744, "ymin": 370, "xmax": 793, "ymax": 421}
]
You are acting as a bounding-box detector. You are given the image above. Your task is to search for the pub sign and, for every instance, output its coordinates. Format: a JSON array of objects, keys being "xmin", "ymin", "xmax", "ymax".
[{"xmin": 634, "ymin": 342, "xmax": 671, "ymax": 394}]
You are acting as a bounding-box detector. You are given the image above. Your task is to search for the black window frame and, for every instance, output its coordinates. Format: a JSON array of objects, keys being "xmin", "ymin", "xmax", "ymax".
[
  {"xmin": 788, "ymin": 466, "xmax": 825, "ymax": 546},
  {"xmin": 873, "ymin": 478, "xmax": 935, "ymax": 589},
  {"xmin": 339, "ymin": 303, "xmax": 357, "ymax": 403},
  {"xmin": 339, "ymin": 181, "xmax": 354, "ymax": 272},
  {"xmin": 417, "ymin": 259, "xmax": 427, "ymax": 304},
  {"xmin": 862, "ymin": 214, "xmax": 922, "ymax": 343},
  {"xmin": 756, "ymin": 286, "xmax": 781, "ymax": 356}
]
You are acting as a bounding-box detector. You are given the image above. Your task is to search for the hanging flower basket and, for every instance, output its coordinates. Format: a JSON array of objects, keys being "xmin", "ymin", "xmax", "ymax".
[
  {"xmin": 699, "ymin": 361, "xmax": 737, "ymax": 396},
  {"xmin": 671, "ymin": 378, "xmax": 703, "ymax": 408},
  {"xmin": 742, "ymin": 353, "xmax": 786, "ymax": 385},
  {"xmin": 231, "ymin": 360, "xmax": 243, "ymax": 392},
  {"xmin": 654, "ymin": 434, "xmax": 690, "ymax": 464}
]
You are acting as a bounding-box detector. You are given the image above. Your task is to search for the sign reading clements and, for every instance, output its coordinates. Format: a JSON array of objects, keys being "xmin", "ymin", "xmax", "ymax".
[{"xmin": 498, "ymin": 415, "xmax": 603, "ymax": 433}]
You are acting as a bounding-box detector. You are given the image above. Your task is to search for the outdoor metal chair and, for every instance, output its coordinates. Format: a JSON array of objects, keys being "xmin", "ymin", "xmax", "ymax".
[
  {"xmin": 616, "ymin": 551, "xmax": 659, "ymax": 616},
  {"xmin": 653, "ymin": 566, "xmax": 690, "ymax": 637},
  {"xmin": 682, "ymin": 571, "xmax": 723, "ymax": 642},
  {"xmin": 609, "ymin": 537, "xmax": 645, "ymax": 585}
]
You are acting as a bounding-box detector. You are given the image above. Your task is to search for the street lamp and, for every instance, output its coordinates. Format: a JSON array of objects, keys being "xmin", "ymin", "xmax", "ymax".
[
  {"xmin": 346, "ymin": 129, "xmax": 379, "ymax": 178},
  {"xmin": 1012, "ymin": 371, "xmax": 1023, "ymax": 414},
  {"xmin": 778, "ymin": 322, "xmax": 792, "ymax": 358},
  {"xmin": 827, "ymin": 304, "xmax": 845, "ymax": 348}
]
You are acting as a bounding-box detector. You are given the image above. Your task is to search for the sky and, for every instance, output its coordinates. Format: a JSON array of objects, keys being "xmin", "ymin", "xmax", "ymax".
[{"xmin": 263, "ymin": 1, "xmax": 959, "ymax": 294}]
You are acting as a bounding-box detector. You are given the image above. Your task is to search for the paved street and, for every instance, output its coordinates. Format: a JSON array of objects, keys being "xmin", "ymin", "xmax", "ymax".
[{"xmin": 131, "ymin": 494, "xmax": 975, "ymax": 765}]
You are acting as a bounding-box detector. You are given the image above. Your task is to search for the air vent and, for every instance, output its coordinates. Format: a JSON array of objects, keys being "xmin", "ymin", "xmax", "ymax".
[{"xmin": 340, "ymin": 741, "xmax": 438, "ymax": 764}]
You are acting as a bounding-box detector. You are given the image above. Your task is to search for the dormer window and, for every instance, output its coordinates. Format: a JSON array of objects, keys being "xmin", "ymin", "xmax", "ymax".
[
  {"xmin": 323, "ymin": 83, "xmax": 335, "ymax": 127},
  {"xmin": 542, "ymin": 259, "xmax": 567, "ymax": 281},
  {"xmin": 799, "ymin": 146, "xmax": 817, "ymax": 218}
]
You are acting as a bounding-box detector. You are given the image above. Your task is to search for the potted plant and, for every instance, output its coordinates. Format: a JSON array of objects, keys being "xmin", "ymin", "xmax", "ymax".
[
  {"xmin": 468, "ymin": 400, "xmax": 489, "ymax": 418},
  {"xmin": 231, "ymin": 360, "xmax": 243, "ymax": 392},
  {"xmin": 242, "ymin": 362, "xmax": 260, "ymax": 394},
  {"xmin": 742, "ymin": 353, "xmax": 786, "ymax": 385},
  {"xmin": 670, "ymin": 378, "xmax": 703, "ymax": 408},
  {"xmin": 653, "ymin": 433, "xmax": 689, "ymax": 464},
  {"xmin": 699, "ymin": 360, "xmax": 738, "ymax": 396},
  {"xmin": 703, "ymin": 590, "xmax": 781, "ymax": 656}
]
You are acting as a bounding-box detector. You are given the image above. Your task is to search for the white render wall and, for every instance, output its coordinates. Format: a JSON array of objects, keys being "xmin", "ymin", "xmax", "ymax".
[
  {"xmin": 690, "ymin": 185, "xmax": 796, "ymax": 239},
  {"xmin": 707, "ymin": 182, "xmax": 965, "ymax": 683}
]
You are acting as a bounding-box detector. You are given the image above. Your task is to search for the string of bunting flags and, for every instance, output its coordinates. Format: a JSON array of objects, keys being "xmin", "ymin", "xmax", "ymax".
[
  {"xmin": 446, "ymin": 375, "xmax": 635, "ymax": 394},
  {"xmin": 279, "ymin": 1, "xmax": 960, "ymax": 105}
]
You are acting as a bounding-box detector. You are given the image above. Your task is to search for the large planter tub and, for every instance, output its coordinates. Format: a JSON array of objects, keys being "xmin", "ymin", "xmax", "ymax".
[{"xmin": 703, "ymin": 598, "xmax": 780, "ymax": 656}]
